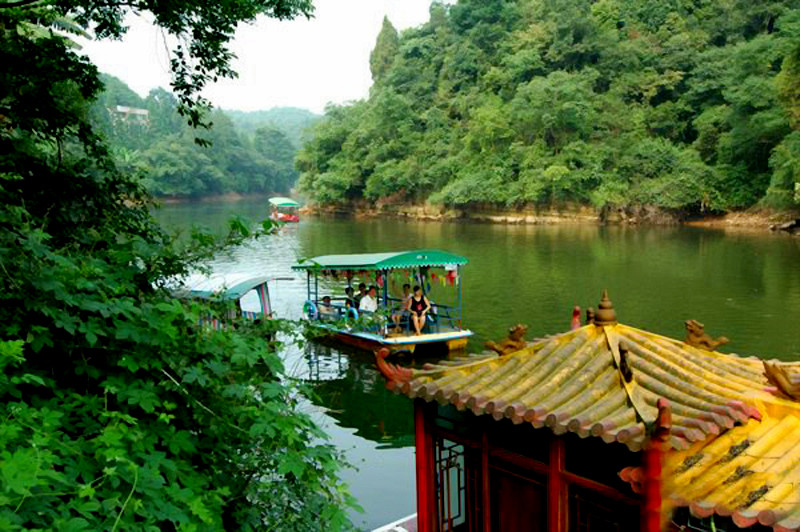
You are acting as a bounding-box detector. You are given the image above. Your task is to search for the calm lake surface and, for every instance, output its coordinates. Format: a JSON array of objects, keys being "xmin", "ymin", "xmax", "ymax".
[{"xmin": 155, "ymin": 198, "xmax": 800, "ymax": 530}]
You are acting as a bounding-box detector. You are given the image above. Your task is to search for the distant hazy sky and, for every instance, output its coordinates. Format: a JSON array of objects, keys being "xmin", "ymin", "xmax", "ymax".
[{"xmin": 79, "ymin": 0, "xmax": 447, "ymax": 114}]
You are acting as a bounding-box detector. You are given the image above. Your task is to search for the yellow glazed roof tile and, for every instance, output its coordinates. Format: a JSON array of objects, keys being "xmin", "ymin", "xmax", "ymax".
[
  {"xmin": 394, "ymin": 322, "xmax": 782, "ymax": 451},
  {"xmin": 664, "ymin": 402, "xmax": 800, "ymax": 531}
]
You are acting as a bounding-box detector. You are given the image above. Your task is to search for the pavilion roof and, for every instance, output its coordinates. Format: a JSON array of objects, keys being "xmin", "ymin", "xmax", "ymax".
[
  {"xmin": 375, "ymin": 292, "xmax": 800, "ymax": 530},
  {"xmin": 386, "ymin": 321, "xmax": 788, "ymax": 451}
]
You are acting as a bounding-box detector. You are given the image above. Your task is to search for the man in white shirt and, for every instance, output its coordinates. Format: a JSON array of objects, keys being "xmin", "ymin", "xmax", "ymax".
[{"xmin": 359, "ymin": 286, "xmax": 378, "ymax": 312}]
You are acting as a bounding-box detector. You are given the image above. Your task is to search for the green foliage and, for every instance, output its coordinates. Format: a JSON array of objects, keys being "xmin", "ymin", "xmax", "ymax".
[
  {"xmin": 765, "ymin": 131, "xmax": 800, "ymax": 207},
  {"xmin": 298, "ymin": 0, "xmax": 800, "ymax": 213},
  {"xmin": 254, "ymin": 126, "xmax": 300, "ymax": 192},
  {"xmin": 1, "ymin": 3, "xmax": 354, "ymax": 531},
  {"xmin": 370, "ymin": 17, "xmax": 400, "ymax": 83}
]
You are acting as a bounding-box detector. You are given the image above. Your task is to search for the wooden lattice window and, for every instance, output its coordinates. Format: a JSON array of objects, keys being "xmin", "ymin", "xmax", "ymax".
[{"xmin": 435, "ymin": 439, "xmax": 466, "ymax": 530}]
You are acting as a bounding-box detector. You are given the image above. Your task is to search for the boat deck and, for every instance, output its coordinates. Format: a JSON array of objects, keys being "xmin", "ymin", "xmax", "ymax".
[
  {"xmin": 313, "ymin": 322, "xmax": 473, "ymax": 346},
  {"xmin": 377, "ymin": 329, "xmax": 473, "ymax": 345}
]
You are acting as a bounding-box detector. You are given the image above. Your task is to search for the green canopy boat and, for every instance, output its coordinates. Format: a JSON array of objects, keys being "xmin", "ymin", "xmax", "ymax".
[
  {"xmin": 293, "ymin": 250, "xmax": 473, "ymax": 354},
  {"xmin": 268, "ymin": 197, "xmax": 300, "ymax": 222}
]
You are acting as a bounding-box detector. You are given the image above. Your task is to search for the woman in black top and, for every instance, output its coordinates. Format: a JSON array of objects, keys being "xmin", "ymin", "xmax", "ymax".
[{"xmin": 409, "ymin": 285, "xmax": 431, "ymax": 336}]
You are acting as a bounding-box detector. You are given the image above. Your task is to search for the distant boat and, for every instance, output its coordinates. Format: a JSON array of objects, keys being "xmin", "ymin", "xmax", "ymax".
[
  {"xmin": 292, "ymin": 249, "xmax": 473, "ymax": 354},
  {"xmin": 269, "ymin": 197, "xmax": 300, "ymax": 223}
]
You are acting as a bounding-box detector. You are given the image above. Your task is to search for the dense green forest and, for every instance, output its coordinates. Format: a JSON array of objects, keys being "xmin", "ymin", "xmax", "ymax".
[
  {"xmin": 92, "ymin": 75, "xmax": 318, "ymax": 198},
  {"xmin": 225, "ymin": 107, "xmax": 320, "ymax": 147},
  {"xmin": 298, "ymin": 0, "xmax": 800, "ymax": 215},
  {"xmin": 1, "ymin": 1, "xmax": 355, "ymax": 530}
]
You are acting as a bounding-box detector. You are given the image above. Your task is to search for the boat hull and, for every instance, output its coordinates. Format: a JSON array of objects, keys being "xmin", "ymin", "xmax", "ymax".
[
  {"xmin": 270, "ymin": 213, "xmax": 299, "ymax": 223},
  {"xmin": 311, "ymin": 323, "xmax": 472, "ymax": 355}
]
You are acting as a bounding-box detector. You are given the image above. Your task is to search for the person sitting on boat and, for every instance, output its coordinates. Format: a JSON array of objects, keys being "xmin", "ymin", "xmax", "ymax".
[
  {"xmin": 354, "ymin": 282, "xmax": 367, "ymax": 308},
  {"xmin": 391, "ymin": 283, "xmax": 411, "ymax": 332},
  {"xmin": 359, "ymin": 285, "xmax": 378, "ymax": 313},
  {"xmin": 319, "ymin": 296, "xmax": 338, "ymax": 320},
  {"xmin": 409, "ymin": 285, "xmax": 431, "ymax": 336}
]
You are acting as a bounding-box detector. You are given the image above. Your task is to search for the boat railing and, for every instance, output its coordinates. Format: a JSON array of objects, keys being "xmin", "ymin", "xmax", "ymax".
[
  {"xmin": 388, "ymin": 302, "xmax": 461, "ymax": 334},
  {"xmin": 309, "ymin": 296, "xmax": 462, "ymax": 336},
  {"xmin": 310, "ymin": 299, "xmax": 386, "ymax": 335},
  {"xmin": 430, "ymin": 303, "xmax": 460, "ymax": 331},
  {"xmin": 384, "ymin": 296, "xmax": 461, "ymax": 330}
]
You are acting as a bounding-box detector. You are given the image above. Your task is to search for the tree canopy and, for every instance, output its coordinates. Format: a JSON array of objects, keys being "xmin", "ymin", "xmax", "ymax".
[
  {"xmin": 370, "ymin": 17, "xmax": 400, "ymax": 82},
  {"xmin": 1, "ymin": 1, "xmax": 354, "ymax": 530},
  {"xmin": 298, "ymin": 0, "xmax": 800, "ymax": 213}
]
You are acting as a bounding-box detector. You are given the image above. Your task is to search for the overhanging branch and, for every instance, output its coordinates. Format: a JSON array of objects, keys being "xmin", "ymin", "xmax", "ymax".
[{"xmin": 0, "ymin": 0, "xmax": 45, "ymax": 9}]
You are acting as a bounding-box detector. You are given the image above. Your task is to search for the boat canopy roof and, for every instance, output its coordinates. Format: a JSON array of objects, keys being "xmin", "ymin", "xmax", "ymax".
[
  {"xmin": 293, "ymin": 249, "xmax": 468, "ymax": 272},
  {"xmin": 269, "ymin": 197, "xmax": 300, "ymax": 207},
  {"xmin": 172, "ymin": 273, "xmax": 271, "ymax": 300}
]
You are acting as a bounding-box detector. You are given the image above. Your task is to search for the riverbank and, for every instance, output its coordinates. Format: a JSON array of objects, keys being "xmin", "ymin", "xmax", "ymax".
[{"xmin": 302, "ymin": 201, "xmax": 800, "ymax": 232}]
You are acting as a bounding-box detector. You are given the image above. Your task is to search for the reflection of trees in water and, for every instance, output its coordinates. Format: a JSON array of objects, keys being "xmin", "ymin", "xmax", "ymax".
[
  {"xmin": 301, "ymin": 342, "xmax": 350, "ymax": 382},
  {"xmin": 302, "ymin": 343, "xmax": 415, "ymax": 448}
]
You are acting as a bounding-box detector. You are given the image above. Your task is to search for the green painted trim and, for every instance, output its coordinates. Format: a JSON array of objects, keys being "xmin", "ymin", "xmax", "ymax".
[
  {"xmin": 293, "ymin": 249, "xmax": 468, "ymax": 271},
  {"xmin": 268, "ymin": 197, "xmax": 300, "ymax": 207}
]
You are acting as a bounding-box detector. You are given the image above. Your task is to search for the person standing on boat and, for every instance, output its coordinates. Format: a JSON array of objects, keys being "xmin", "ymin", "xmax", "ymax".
[
  {"xmin": 359, "ymin": 286, "xmax": 378, "ymax": 313},
  {"xmin": 409, "ymin": 285, "xmax": 431, "ymax": 336}
]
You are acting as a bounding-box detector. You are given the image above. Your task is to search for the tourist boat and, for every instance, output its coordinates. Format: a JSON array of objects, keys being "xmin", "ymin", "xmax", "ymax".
[
  {"xmin": 268, "ymin": 197, "xmax": 300, "ymax": 223},
  {"xmin": 172, "ymin": 272, "xmax": 288, "ymax": 329},
  {"xmin": 292, "ymin": 250, "xmax": 473, "ymax": 354}
]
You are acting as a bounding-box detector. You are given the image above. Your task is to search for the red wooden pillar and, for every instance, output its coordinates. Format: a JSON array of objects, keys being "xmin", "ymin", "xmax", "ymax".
[
  {"xmin": 415, "ymin": 399, "xmax": 436, "ymax": 532},
  {"xmin": 643, "ymin": 398, "xmax": 671, "ymax": 532},
  {"xmin": 548, "ymin": 437, "xmax": 567, "ymax": 532},
  {"xmin": 642, "ymin": 445, "xmax": 664, "ymax": 532},
  {"xmin": 481, "ymin": 431, "xmax": 491, "ymax": 532}
]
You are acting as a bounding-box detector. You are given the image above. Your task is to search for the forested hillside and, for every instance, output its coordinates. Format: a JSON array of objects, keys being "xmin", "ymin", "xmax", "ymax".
[
  {"xmin": 92, "ymin": 75, "xmax": 312, "ymax": 198},
  {"xmin": 298, "ymin": 0, "xmax": 800, "ymax": 215},
  {"xmin": 225, "ymin": 107, "xmax": 320, "ymax": 147}
]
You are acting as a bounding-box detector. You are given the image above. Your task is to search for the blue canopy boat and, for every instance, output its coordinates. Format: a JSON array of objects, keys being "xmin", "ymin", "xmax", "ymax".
[{"xmin": 292, "ymin": 250, "xmax": 473, "ymax": 354}]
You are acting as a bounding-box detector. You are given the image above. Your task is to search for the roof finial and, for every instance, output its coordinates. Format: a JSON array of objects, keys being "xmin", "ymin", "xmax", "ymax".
[{"xmin": 594, "ymin": 289, "xmax": 618, "ymax": 326}]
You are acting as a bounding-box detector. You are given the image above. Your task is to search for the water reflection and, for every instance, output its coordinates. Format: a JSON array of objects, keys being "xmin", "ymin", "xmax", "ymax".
[{"xmin": 299, "ymin": 343, "xmax": 415, "ymax": 449}]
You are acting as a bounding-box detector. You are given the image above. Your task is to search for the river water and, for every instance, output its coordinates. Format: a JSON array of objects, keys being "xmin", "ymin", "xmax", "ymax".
[{"xmin": 155, "ymin": 198, "xmax": 800, "ymax": 530}]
